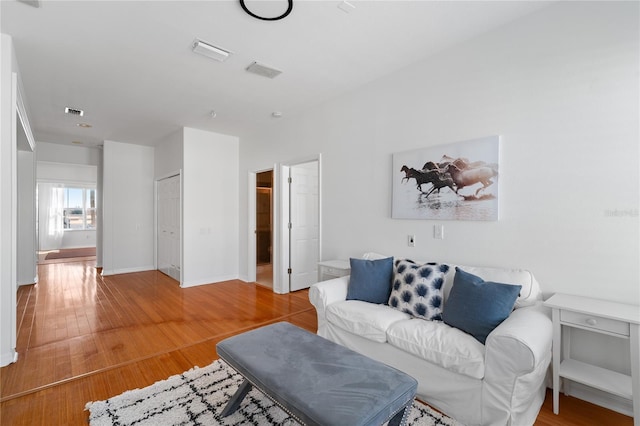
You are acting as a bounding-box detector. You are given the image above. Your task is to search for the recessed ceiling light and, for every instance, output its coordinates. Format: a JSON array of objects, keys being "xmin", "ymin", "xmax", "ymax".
[
  {"xmin": 77, "ymin": 123, "xmax": 92, "ymax": 128},
  {"xmin": 192, "ymin": 39, "xmax": 231, "ymax": 62},
  {"xmin": 71, "ymin": 141, "xmax": 84, "ymax": 145},
  {"xmin": 272, "ymin": 111, "xmax": 283, "ymax": 118},
  {"xmin": 209, "ymin": 110, "xmax": 217, "ymax": 119}
]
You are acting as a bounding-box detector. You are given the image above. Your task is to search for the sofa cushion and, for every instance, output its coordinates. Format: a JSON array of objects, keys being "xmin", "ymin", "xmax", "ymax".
[
  {"xmin": 443, "ymin": 267, "xmax": 522, "ymax": 344},
  {"xmin": 326, "ymin": 300, "xmax": 411, "ymax": 343},
  {"xmin": 386, "ymin": 319, "xmax": 486, "ymax": 379},
  {"xmin": 347, "ymin": 257, "xmax": 394, "ymax": 304},
  {"xmin": 388, "ymin": 259, "xmax": 449, "ymax": 321}
]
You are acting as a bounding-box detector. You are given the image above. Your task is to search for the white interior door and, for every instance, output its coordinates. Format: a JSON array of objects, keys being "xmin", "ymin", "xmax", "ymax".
[
  {"xmin": 289, "ymin": 161, "xmax": 319, "ymax": 291},
  {"xmin": 157, "ymin": 174, "xmax": 181, "ymax": 282}
]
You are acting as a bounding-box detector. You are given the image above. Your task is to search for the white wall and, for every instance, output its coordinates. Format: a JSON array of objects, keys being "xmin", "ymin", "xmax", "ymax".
[
  {"xmin": 182, "ymin": 127, "xmax": 239, "ymax": 287},
  {"xmin": 240, "ymin": 1, "xmax": 638, "ymax": 304},
  {"xmin": 0, "ymin": 33, "xmax": 18, "ymax": 366},
  {"xmin": 102, "ymin": 140, "xmax": 155, "ymax": 275},
  {"xmin": 36, "ymin": 141, "xmax": 100, "ymax": 166},
  {"xmin": 238, "ymin": 2, "xmax": 639, "ymax": 409},
  {"xmin": 154, "ymin": 129, "xmax": 183, "ymax": 179}
]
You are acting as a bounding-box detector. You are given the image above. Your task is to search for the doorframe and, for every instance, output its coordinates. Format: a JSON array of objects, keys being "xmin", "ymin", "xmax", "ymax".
[
  {"xmin": 154, "ymin": 170, "xmax": 182, "ymax": 286},
  {"xmin": 247, "ymin": 155, "xmax": 322, "ymax": 294},
  {"xmin": 247, "ymin": 166, "xmax": 275, "ymax": 286}
]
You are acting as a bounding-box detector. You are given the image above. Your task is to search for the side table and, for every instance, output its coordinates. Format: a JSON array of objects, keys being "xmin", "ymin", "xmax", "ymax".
[
  {"xmin": 544, "ymin": 293, "xmax": 639, "ymax": 426},
  {"xmin": 317, "ymin": 259, "xmax": 350, "ymax": 282}
]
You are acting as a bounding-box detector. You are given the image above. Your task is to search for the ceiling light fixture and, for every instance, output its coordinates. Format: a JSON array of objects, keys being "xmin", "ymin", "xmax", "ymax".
[
  {"xmin": 239, "ymin": 0, "xmax": 293, "ymax": 21},
  {"xmin": 272, "ymin": 111, "xmax": 283, "ymax": 118},
  {"xmin": 192, "ymin": 39, "xmax": 231, "ymax": 62},
  {"xmin": 71, "ymin": 141, "xmax": 84, "ymax": 145},
  {"xmin": 77, "ymin": 123, "xmax": 92, "ymax": 128},
  {"xmin": 209, "ymin": 110, "xmax": 217, "ymax": 119}
]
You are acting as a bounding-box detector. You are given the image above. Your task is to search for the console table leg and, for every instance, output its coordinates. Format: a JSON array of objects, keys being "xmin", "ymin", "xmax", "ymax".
[
  {"xmin": 552, "ymin": 308, "xmax": 561, "ymax": 414},
  {"xmin": 220, "ymin": 379, "xmax": 253, "ymax": 417},
  {"xmin": 630, "ymin": 324, "xmax": 639, "ymax": 426}
]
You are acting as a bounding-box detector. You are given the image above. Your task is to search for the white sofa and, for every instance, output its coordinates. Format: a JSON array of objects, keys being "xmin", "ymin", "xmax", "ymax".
[{"xmin": 309, "ymin": 256, "xmax": 552, "ymax": 426}]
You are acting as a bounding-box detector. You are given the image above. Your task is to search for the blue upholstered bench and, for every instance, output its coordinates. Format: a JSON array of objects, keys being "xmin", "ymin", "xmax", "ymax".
[{"xmin": 216, "ymin": 322, "xmax": 417, "ymax": 426}]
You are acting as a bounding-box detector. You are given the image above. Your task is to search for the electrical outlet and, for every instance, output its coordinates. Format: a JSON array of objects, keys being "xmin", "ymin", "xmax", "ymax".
[{"xmin": 408, "ymin": 235, "xmax": 416, "ymax": 247}]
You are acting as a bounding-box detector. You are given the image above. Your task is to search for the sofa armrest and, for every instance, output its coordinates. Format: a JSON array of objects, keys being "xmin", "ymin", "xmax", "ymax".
[
  {"xmin": 484, "ymin": 302, "xmax": 552, "ymax": 379},
  {"xmin": 309, "ymin": 276, "xmax": 350, "ymax": 335}
]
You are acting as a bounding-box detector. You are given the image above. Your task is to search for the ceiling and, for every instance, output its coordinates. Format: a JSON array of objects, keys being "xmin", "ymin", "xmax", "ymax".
[{"xmin": 2, "ymin": 0, "xmax": 552, "ymax": 148}]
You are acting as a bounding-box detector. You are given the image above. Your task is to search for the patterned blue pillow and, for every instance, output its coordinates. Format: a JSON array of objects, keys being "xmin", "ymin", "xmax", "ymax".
[{"xmin": 388, "ymin": 259, "xmax": 449, "ymax": 320}]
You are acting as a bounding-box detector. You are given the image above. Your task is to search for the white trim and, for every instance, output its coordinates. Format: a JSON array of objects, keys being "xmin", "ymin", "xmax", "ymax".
[
  {"xmin": 0, "ymin": 348, "xmax": 18, "ymax": 366},
  {"xmin": 100, "ymin": 265, "xmax": 156, "ymax": 276},
  {"xmin": 181, "ymin": 274, "xmax": 239, "ymax": 288},
  {"xmin": 10, "ymin": 73, "xmax": 18, "ymax": 357},
  {"xmin": 247, "ymin": 166, "xmax": 276, "ymax": 288},
  {"xmin": 247, "ymin": 171, "xmax": 257, "ymax": 284},
  {"xmin": 566, "ymin": 382, "xmax": 633, "ymax": 417},
  {"xmin": 16, "ymin": 72, "xmax": 35, "ymax": 151}
]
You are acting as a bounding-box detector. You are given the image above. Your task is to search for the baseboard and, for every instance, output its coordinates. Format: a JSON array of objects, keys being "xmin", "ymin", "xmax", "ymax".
[
  {"xmin": 181, "ymin": 274, "xmax": 239, "ymax": 288},
  {"xmin": 101, "ymin": 265, "xmax": 155, "ymax": 276},
  {"xmin": 0, "ymin": 348, "xmax": 18, "ymax": 367},
  {"xmin": 564, "ymin": 381, "xmax": 633, "ymax": 416}
]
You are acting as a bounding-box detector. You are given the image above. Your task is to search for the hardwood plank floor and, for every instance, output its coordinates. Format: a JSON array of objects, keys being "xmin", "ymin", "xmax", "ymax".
[{"xmin": 0, "ymin": 259, "xmax": 632, "ymax": 425}]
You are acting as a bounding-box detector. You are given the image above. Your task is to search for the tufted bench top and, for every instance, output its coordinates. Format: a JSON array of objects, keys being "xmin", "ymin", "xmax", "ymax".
[{"xmin": 216, "ymin": 321, "xmax": 417, "ymax": 426}]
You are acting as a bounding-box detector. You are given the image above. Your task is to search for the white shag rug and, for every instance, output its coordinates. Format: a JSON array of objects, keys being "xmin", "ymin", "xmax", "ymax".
[{"xmin": 86, "ymin": 359, "xmax": 463, "ymax": 426}]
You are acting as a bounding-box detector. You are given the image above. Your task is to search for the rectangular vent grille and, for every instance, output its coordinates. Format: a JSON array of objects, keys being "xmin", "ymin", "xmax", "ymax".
[
  {"xmin": 65, "ymin": 107, "xmax": 84, "ymax": 116},
  {"xmin": 246, "ymin": 62, "xmax": 282, "ymax": 79}
]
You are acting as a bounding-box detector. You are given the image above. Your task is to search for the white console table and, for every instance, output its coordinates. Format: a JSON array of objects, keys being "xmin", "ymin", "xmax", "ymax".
[
  {"xmin": 544, "ymin": 293, "xmax": 640, "ymax": 425},
  {"xmin": 317, "ymin": 260, "xmax": 350, "ymax": 282}
]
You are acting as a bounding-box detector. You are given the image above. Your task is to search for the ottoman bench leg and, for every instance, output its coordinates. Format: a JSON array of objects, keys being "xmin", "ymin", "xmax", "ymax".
[
  {"xmin": 388, "ymin": 402, "xmax": 412, "ymax": 426},
  {"xmin": 220, "ymin": 379, "xmax": 253, "ymax": 417}
]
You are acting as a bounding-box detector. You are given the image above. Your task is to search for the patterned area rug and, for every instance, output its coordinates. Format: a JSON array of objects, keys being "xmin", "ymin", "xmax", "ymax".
[{"xmin": 86, "ymin": 359, "xmax": 462, "ymax": 426}]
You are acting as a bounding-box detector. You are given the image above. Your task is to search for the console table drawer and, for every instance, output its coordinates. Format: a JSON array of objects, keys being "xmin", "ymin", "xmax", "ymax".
[{"xmin": 561, "ymin": 310, "xmax": 629, "ymax": 336}]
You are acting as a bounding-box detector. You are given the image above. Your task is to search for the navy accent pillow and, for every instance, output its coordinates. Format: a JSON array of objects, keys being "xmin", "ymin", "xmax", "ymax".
[
  {"xmin": 346, "ymin": 257, "xmax": 394, "ymax": 304},
  {"xmin": 443, "ymin": 267, "xmax": 522, "ymax": 344},
  {"xmin": 388, "ymin": 259, "xmax": 449, "ymax": 320}
]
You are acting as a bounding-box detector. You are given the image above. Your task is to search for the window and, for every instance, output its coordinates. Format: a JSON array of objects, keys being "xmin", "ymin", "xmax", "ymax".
[{"xmin": 63, "ymin": 187, "xmax": 96, "ymax": 230}]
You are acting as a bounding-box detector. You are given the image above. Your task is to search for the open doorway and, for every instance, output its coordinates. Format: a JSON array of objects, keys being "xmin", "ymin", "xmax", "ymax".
[{"xmin": 256, "ymin": 170, "xmax": 273, "ymax": 288}]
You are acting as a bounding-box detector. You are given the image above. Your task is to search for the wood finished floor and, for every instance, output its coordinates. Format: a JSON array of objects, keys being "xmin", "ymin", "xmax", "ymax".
[{"xmin": 0, "ymin": 259, "xmax": 632, "ymax": 425}]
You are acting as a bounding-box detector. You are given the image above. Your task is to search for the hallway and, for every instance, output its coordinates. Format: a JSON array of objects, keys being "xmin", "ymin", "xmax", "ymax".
[{"xmin": 0, "ymin": 260, "xmax": 315, "ymax": 424}]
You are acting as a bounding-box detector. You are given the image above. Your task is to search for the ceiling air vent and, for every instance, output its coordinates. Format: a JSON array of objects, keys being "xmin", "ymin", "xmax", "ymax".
[
  {"xmin": 65, "ymin": 107, "xmax": 84, "ymax": 117},
  {"xmin": 246, "ymin": 62, "xmax": 282, "ymax": 79}
]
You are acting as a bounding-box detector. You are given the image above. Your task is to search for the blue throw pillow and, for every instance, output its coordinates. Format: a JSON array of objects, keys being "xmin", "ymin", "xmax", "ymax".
[
  {"xmin": 443, "ymin": 267, "xmax": 522, "ymax": 344},
  {"xmin": 346, "ymin": 257, "xmax": 394, "ymax": 304}
]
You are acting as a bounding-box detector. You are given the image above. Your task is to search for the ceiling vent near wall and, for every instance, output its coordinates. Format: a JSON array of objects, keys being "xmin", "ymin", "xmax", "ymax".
[
  {"xmin": 246, "ymin": 62, "xmax": 282, "ymax": 79},
  {"xmin": 65, "ymin": 107, "xmax": 84, "ymax": 116}
]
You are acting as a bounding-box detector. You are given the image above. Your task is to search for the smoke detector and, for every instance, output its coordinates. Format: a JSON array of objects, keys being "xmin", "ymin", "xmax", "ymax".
[{"xmin": 246, "ymin": 62, "xmax": 282, "ymax": 79}]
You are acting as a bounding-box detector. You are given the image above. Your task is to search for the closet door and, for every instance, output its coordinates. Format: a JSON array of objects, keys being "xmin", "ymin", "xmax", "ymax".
[{"xmin": 157, "ymin": 175, "xmax": 181, "ymax": 282}]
